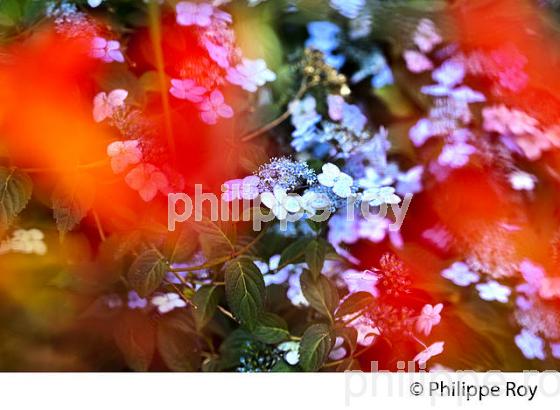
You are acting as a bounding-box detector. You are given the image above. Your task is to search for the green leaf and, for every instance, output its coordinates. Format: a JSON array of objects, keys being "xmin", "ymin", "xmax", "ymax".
[
  {"xmin": 127, "ymin": 249, "xmax": 167, "ymax": 297},
  {"xmin": 279, "ymin": 238, "xmax": 308, "ymax": 267},
  {"xmin": 0, "ymin": 167, "xmax": 32, "ymax": 229},
  {"xmin": 194, "ymin": 219, "xmax": 235, "ymax": 260},
  {"xmin": 164, "ymin": 224, "xmax": 197, "ymax": 263},
  {"xmin": 219, "ymin": 329, "xmax": 254, "ymax": 369},
  {"xmin": 224, "ymin": 256, "xmax": 265, "ymax": 329},
  {"xmin": 299, "ymin": 323, "xmax": 334, "ymax": 372},
  {"xmin": 305, "ymin": 238, "xmax": 327, "ymax": 279},
  {"xmin": 300, "ymin": 270, "xmax": 339, "ymax": 321},
  {"xmin": 51, "ymin": 176, "xmax": 95, "ymax": 236},
  {"xmin": 114, "ymin": 311, "xmax": 155, "ymax": 371},
  {"xmin": 157, "ymin": 312, "xmax": 202, "ymax": 371},
  {"xmin": 271, "ymin": 359, "xmax": 301, "ymax": 372},
  {"xmin": 192, "ymin": 285, "xmax": 222, "ymax": 330},
  {"xmin": 253, "ymin": 312, "xmax": 290, "ymax": 344},
  {"xmin": 335, "ymin": 292, "xmax": 375, "ymax": 319}
]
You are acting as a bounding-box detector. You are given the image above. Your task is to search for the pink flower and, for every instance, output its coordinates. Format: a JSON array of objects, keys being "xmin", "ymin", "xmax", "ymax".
[
  {"xmin": 176, "ymin": 2, "xmax": 214, "ymax": 27},
  {"xmin": 170, "ymin": 79, "xmax": 207, "ymax": 103},
  {"xmin": 93, "ymin": 89, "xmax": 128, "ymax": 122},
  {"xmin": 416, "ymin": 303, "xmax": 443, "ymax": 336},
  {"xmin": 403, "ymin": 50, "xmax": 433, "ymax": 73},
  {"xmin": 125, "ymin": 164, "xmax": 169, "ymax": 202},
  {"xmin": 414, "ymin": 341, "xmax": 445, "ymax": 366},
  {"xmin": 107, "ymin": 140, "xmax": 142, "ymax": 174},
  {"xmin": 91, "ymin": 37, "xmax": 124, "ymax": 63},
  {"xmin": 199, "ymin": 90, "xmax": 234, "ymax": 124}
]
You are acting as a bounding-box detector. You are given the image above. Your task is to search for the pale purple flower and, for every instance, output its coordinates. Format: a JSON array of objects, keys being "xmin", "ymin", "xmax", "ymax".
[
  {"xmin": 107, "ymin": 140, "xmax": 142, "ymax": 174},
  {"xmin": 93, "ymin": 89, "xmax": 128, "ymax": 122},
  {"xmin": 151, "ymin": 293, "xmax": 187, "ymax": 314},
  {"xmin": 128, "ymin": 291, "xmax": 148, "ymax": 309},
  {"xmin": 255, "ymin": 254, "xmax": 292, "ymax": 286},
  {"xmin": 317, "ymin": 163, "xmax": 354, "ymax": 198},
  {"xmin": 176, "ymin": 1, "xmax": 214, "ymax": 27},
  {"xmin": 170, "ymin": 79, "xmax": 207, "ymax": 103},
  {"xmin": 414, "ymin": 341, "xmax": 445, "ymax": 366},
  {"xmin": 226, "ymin": 58, "xmax": 276, "ymax": 92},
  {"xmin": 204, "ymin": 40, "xmax": 230, "ymax": 68},
  {"xmin": 416, "ymin": 303, "xmax": 443, "ymax": 336},
  {"xmin": 222, "ymin": 175, "xmax": 260, "ymax": 201},
  {"xmin": 515, "ymin": 329, "xmax": 545, "ymax": 360},
  {"xmin": 403, "ymin": 50, "xmax": 433, "ymax": 73},
  {"xmin": 551, "ymin": 343, "xmax": 560, "ymax": 359},
  {"xmin": 287, "ymin": 268, "xmax": 308, "ymax": 307},
  {"xmin": 327, "ymin": 94, "xmax": 345, "ymax": 121},
  {"xmin": 358, "ymin": 216, "xmax": 389, "ymax": 243},
  {"xmin": 438, "ymin": 142, "xmax": 476, "ymax": 168},
  {"xmin": 413, "ymin": 19, "xmax": 442, "ymax": 53},
  {"xmin": 329, "ymin": 337, "xmax": 347, "ymax": 360},
  {"xmin": 476, "ymin": 280, "xmax": 511, "ymax": 303},
  {"xmin": 91, "ymin": 37, "xmax": 124, "ymax": 63},
  {"xmin": 441, "ymin": 262, "xmax": 479, "ymax": 287},
  {"xmin": 199, "ymin": 90, "xmax": 234, "ymax": 124},
  {"xmin": 396, "ymin": 165, "xmax": 423, "ymax": 195},
  {"xmin": 410, "ymin": 118, "xmax": 437, "ymax": 147}
]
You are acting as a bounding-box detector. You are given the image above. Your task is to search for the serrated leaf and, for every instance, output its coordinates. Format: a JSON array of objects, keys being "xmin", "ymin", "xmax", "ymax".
[
  {"xmin": 224, "ymin": 256, "xmax": 265, "ymax": 329},
  {"xmin": 300, "ymin": 270, "xmax": 339, "ymax": 321},
  {"xmin": 51, "ymin": 176, "xmax": 95, "ymax": 235},
  {"xmin": 127, "ymin": 249, "xmax": 167, "ymax": 297},
  {"xmin": 305, "ymin": 238, "xmax": 327, "ymax": 279},
  {"xmin": 192, "ymin": 285, "xmax": 222, "ymax": 329},
  {"xmin": 299, "ymin": 323, "xmax": 334, "ymax": 372},
  {"xmin": 279, "ymin": 238, "xmax": 308, "ymax": 267},
  {"xmin": 194, "ymin": 219, "xmax": 235, "ymax": 260},
  {"xmin": 335, "ymin": 292, "xmax": 375, "ymax": 319},
  {"xmin": 157, "ymin": 311, "xmax": 201, "ymax": 371},
  {"xmin": 114, "ymin": 311, "xmax": 155, "ymax": 371},
  {"xmin": 253, "ymin": 312, "xmax": 290, "ymax": 344},
  {"xmin": 0, "ymin": 167, "xmax": 32, "ymax": 229}
]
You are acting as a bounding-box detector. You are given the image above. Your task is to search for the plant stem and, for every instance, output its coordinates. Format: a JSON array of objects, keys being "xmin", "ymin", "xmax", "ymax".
[{"xmin": 148, "ymin": 1, "xmax": 176, "ymax": 163}]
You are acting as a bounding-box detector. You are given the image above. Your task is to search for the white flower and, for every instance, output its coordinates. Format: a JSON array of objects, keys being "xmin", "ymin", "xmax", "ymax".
[
  {"xmin": 151, "ymin": 293, "xmax": 187, "ymax": 314},
  {"xmin": 340, "ymin": 269, "xmax": 378, "ymax": 296},
  {"xmin": 93, "ymin": 89, "xmax": 128, "ymax": 122},
  {"xmin": 107, "ymin": 140, "xmax": 142, "ymax": 174},
  {"xmin": 414, "ymin": 341, "xmax": 445, "ymax": 366},
  {"xmin": 176, "ymin": 2, "xmax": 214, "ymax": 27},
  {"xmin": 416, "ymin": 303, "xmax": 443, "ymax": 336},
  {"xmin": 5, "ymin": 229, "xmax": 47, "ymax": 255},
  {"xmin": 260, "ymin": 186, "xmax": 302, "ymax": 220},
  {"xmin": 222, "ymin": 175, "xmax": 260, "ymax": 201},
  {"xmin": 317, "ymin": 163, "xmax": 354, "ymax": 198},
  {"xmin": 441, "ymin": 262, "xmax": 479, "ymax": 286},
  {"xmin": 515, "ymin": 329, "xmax": 545, "ymax": 360},
  {"xmin": 509, "ymin": 171, "xmax": 536, "ymax": 191},
  {"xmin": 170, "ymin": 79, "xmax": 207, "ymax": 103},
  {"xmin": 299, "ymin": 190, "xmax": 331, "ymax": 215},
  {"xmin": 277, "ymin": 341, "xmax": 300, "ymax": 365},
  {"xmin": 88, "ymin": 0, "xmax": 104, "ymax": 7},
  {"xmin": 329, "ymin": 0, "xmax": 365, "ymax": 19},
  {"xmin": 91, "ymin": 37, "xmax": 124, "ymax": 63},
  {"xmin": 476, "ymin": 280, "xmax": 511, "ymax": 303},
  {"xmin": 125, "ymin": 164, "xmax": 169, "ymax": 202},
  {"xmin": 226, "ymin": 58, "xmax": 276, "ymax": 92},
  {"xmin": 362, "ymin": 186, "xmax": 400, "ymax": 206}
]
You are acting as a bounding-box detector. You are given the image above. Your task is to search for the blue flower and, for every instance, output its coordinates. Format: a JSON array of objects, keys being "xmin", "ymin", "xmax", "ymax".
[{"xmin": 341, "ymin": 103, "xmax": 367, "ymax": 134}]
